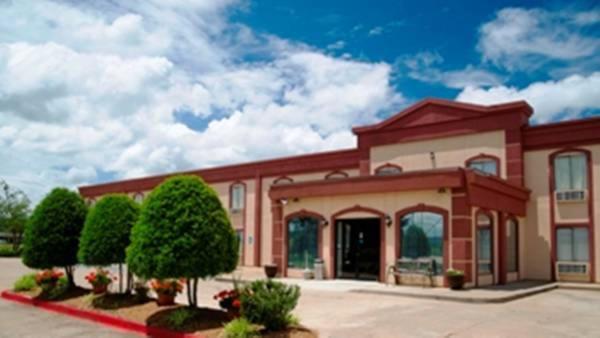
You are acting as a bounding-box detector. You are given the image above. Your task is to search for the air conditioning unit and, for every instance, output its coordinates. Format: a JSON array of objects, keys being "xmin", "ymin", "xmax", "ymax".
[
  {"xmin": 555, "ymin": 190, "xmax": 586, "ymax": 202},
  {"xmin": 556, "ymin": 261, "xmax": 590, "ymax": 282}
]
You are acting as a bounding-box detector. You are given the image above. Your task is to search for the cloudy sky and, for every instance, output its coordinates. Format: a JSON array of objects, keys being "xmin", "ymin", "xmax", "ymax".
[{"xmin": 0, "ymin": 0, "xmax": 598, "ymax": 203}]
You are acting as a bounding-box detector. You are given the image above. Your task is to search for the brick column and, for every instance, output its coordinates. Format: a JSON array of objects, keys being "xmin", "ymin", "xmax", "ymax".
[
  {"xmin": 271, "ymin": 200, "xmax": 284, "ymax": 277},
  {"xmin": 497, "ymin": 212, "xmax": 507, "ymax": 285},
  {"xmin": 451, "ymin": 188, "xmax": 473, "ymax": 284},
  {"xmin": 506, "ymin": 129, "xmax": 524, "ymax": 186}
]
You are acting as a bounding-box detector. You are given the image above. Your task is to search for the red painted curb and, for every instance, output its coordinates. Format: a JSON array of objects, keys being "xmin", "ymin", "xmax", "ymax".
[{"xmin": 1, "ymin": 290, "xmax": 202, "ymax": 338}]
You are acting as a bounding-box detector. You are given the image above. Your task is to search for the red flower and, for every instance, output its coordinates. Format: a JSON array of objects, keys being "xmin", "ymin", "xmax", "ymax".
[{"xmin": 232, "ymin": 299, "xmax": 241, "ymax": 308}]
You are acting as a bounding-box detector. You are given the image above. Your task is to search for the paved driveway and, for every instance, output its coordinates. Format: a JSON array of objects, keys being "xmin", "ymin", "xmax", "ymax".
[{"xmin": 1, "ymin": 258, "xmax": 600, "ymax": 337}]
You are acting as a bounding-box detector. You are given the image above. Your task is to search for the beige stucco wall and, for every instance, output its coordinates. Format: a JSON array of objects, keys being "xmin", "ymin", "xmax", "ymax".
[
  {"xmin": 524, "ymin": 144, "xmax": 600, "ymax": 283},
  {"xmin": 370, "ymin": 130, "xmax": 506, "ymax": 177},
  {"xmin": 281, "ymin": 190, "xmax": 451, "ymax": 281}
]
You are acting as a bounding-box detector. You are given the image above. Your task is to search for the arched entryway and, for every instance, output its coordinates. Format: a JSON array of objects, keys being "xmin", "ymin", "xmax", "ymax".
[{"xmin": 330, "ymin": 205, "xmax": 386, "ymax": 281}]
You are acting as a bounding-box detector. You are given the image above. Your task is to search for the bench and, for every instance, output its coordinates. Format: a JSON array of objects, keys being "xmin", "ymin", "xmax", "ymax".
[{"xmin": 387, "ymin": 258, "xmax": 439, "ymax": 287}]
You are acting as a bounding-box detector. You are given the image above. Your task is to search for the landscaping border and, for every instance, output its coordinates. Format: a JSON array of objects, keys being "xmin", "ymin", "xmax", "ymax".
[{"xmin": 0, "ymin": 290, "xmax": 202, "ymax": 338}]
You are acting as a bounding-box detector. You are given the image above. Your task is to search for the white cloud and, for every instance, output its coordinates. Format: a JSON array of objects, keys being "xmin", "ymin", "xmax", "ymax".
[
  {"xmin": 456, "ymin": 72, "xmax": 600, "ymax": 123},
  {"xmin": 368, "ymin": 26, "xmax": 384, "ymax": 36},
  {"xmin": 0, "ymin": 0, "xmax": 402, "ymax": 203},
  {"xmin": 399, "ymin": 51, "xmax": 503, "ymax": 89},
  {"xmin": 478, "ymin": 7, "xmax": 600, "ymax": 70},
  {"xmin": 327, "ymin": 40, "xmax": 346, "ymax": 50}
]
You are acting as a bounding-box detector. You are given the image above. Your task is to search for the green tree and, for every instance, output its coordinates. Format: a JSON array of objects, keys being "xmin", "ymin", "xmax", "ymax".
[
  {"xmin": 402, "ymin": 225, "xmax": 431, "ymax": 259},
  {"xmin": 78, "ymin": 194, "xmax": 140, "ymax": 293},
  {"xmin": 22, "ymin": 188, "xmax": 87, "ymax": 288},
  {"xmin": 127, "ymin": 175, "xmax": 238, "ymax": 306},
  {"xmin": 0, "ymin": 180, "xmax": 31, "ymax": 251}
]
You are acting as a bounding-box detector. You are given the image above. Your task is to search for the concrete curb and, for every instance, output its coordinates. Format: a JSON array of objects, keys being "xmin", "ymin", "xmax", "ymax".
[
  {"xmin": 350, "ymin": 283, "xmax": 559, "ymax": 304},
  {"xmin": 0, "ymin": 290, "xmax": 202, "ymax": 338}
]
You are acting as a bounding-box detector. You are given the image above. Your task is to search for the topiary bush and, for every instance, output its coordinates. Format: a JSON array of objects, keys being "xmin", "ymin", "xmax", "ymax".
[
  {"xmin": 126, "ymin": 175, "xmax": 238, "ymax": 306},
  {"xmin": 78, "ymin": 194, "xmax": 139, "ymax": 292},
  {"xmin": 21, "ymin": 188, "xmax": 87, "ymax": 288},
  {"xmin": 240, "ymin": 279, "xmax": 300, "ymax": 331}
]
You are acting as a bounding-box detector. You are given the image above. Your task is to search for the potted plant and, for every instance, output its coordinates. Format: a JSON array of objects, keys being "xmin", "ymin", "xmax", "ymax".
[
  {"xmin": 264, "ymin": 263, "xmax": 278, "ymax": 278},
  {"xmin": 35, "ymin": 269, "xmax": 64, "ymax": 291},
  {"xmin": 446, "ymin": 268, "xmax": 465, "ymax": 290},
  {"xmin": 150, "ymin": 279, "xmax": 183, "ymax": 306},
  {"xmin": 214, "ymin": 288, "xmax": 241, "ymax": 317},
  {"xmin": 84, "ymin": 268, "xmax": 115, "ymax": 294}
]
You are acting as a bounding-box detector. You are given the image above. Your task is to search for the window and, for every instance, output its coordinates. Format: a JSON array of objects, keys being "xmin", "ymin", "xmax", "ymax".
[
  {"xmin": 134, "ymin": 193, "xmax": 144, "ymax": 204},
  {"xmin": 287, "ymin": 217, "xmax": 319, "ymax": 269},
  {"xmin": 468, "ymin": 158, "xmax": 498, "ymax": 176},
  {"xmin": 273, "ymin": 176, "xmax": 293, "ymax": 185},
  {"xmin": 557, "ymin": 227, "xmax": 589, "ymax": 262},
  {"xmin": 477, "ymin": 213, "xmax": 493, "ymax": 275},
  {"xmin": 325, "ymin": 171, "xmax": 348, "ymax": 180},
  {"xmin": 375, "ymin": 164, "xmax": 402, "ymax": 176},
  {"xmin": 506, "ymin": 219, "xmax": 518, "ymax": 273},
  {"xmin": 399, "ymin": 212, "xmax": 444, "ymax": 275},
  {"xmin": 236, "ymin": 229, "xmax": 244, "ymax": 263},
  {"xmin": 554, "ymin": 153, "xmax": 587, "ymax": 191},
  {"xmin": 230, "ymin": 183, "xmax": 245, "ymax": 211}
]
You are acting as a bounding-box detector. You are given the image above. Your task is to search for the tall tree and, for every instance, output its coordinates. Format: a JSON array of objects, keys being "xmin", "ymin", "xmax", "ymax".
[
  {"xmin": 127, "ymin": 175, "xmax": 238, "ymax": 307},
  {"xmin": 22, "ymin": 188, "xmax": 87, "ymax": 288},
  {"xmin": 0, "ymin": 180, "xmax": 31, "ymax": 251},
  {"xmin": 78, "ymin": 194, "xmax": 140, "ymax": 293}
]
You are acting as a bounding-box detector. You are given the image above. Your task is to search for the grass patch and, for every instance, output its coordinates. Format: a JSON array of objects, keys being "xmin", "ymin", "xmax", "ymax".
[
  {"xmin": 223, "ymin": 317, "xmax": 259, "ymax": 338},
  {"xmin": 0, "ymin": 243, "xmax": 20, "ymax": 257},
  {"xmin": 13, "ymin": 273, "xmax": 37, "ymax": 292},
  {"xmin": 165, "ymin": 307, "xmax": 198, "ymax": 330}
]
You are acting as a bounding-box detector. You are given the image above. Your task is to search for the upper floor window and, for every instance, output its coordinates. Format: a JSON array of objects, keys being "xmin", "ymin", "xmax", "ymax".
[
  {"xmin": 554, "ymin": 153, "xmax": 587, "ymax": 192},
  {"xmin": 273, "ymin": 176, "xmax": 294, "ymax": 185},
  {"xmin": 375, "ymin": 164, "xmax": 402, "ymax": 176},
  {"xmin": 133, "ymin": 193, "xmax": 144, "ymax": 204},
  {"xmin": 325, "ymin": 171, "xmax": 348, "ymax": 180},
  {"xmin": 467, "ymin": 156, "xmax": 498, "ymax": 176},
  {"xmin": 230, "ymin": 183, "xmax": 245, "ymax": 211}
]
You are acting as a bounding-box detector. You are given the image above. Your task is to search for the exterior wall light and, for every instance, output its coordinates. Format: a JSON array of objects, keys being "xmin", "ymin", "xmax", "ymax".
[
  {"xmin": 280, "ymin": 198, "xmax": 288, "ymax": 206},
  {"xmin": 385, "ymin": 215, "xmax": 393, "ymax": 227},
  {"xmin": 321, "ymin": 219, "xmax": 329, "ymax": 227}
]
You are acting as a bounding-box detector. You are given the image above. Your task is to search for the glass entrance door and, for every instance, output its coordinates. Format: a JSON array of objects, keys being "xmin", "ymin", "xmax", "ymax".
[{"xmin": 335, "ymin": 218, "xmax": 380, "ymax": 280}]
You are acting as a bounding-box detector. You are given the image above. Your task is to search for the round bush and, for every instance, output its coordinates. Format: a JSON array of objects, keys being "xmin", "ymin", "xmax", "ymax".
[
  {"xmin": 127, "ymin": 175, "xmax": 238, "ymax": 280},
  {"xmin": 22, "ymin": 188, "xmax": 87, "ymax": 270},
  {"xmin": 78, "ymin": 194, "xmax": 140, "ymax": 266}
]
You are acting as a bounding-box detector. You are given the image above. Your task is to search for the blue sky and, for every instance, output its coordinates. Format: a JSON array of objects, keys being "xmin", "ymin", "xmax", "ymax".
[{"xmin": 0, "ymin": 0, "xmax": 598, "ymax": 202}]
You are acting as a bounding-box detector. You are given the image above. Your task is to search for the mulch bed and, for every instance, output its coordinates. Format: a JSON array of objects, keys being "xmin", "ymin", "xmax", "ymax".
[{"xmin": 13, "ymin": 288, "xmax": 318, "ymax": 338}]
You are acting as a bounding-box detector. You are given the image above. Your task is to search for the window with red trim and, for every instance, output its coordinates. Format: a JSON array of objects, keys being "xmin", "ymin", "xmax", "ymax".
[
  {"xmin": 374, "ymin": 164, "xmax": 402, "ymax": 176},
  {"xmin": 230, "ymin": 183, "xmax": 245, "ymax": 211},
  {"xmin": 467, "ymin": 156, "xmax": 498, "ymax": 176},
  {"xmin": 477, "ymin": 213, "xmax": 493, "ymax": 275}
]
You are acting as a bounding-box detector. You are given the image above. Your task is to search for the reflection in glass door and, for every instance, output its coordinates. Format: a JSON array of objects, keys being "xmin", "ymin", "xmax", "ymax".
[{"xmin": 335, "ymin": 218, "xmax": 380, "ymax": 280}]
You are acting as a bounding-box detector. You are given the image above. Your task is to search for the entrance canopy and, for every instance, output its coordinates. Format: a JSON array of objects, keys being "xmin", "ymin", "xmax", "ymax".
[{"xmin": 269, "ymin": 167, "xmax": 529, "ymax": 216}]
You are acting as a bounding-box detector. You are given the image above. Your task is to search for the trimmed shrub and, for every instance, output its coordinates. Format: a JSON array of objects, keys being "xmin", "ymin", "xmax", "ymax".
[
  {"xmin": 78, "ymin": 194, "xmax": 139, "ymax": 292},
  {"xmin": 240, "ymin": 279, "xmax": 300, "ymax": 331},
  {"xmin": 126, "ymin": 175, "xmax": 238, "ymax": 306},
  {"xmin": 22, "ymin": 188, "xmax": 87, "ymax": 287},
  {"xmin": 13, "ymin": 273, "xmax": 37, "ymax": 292},
  {"xmin": 223, "ymin": 317, "xmax": 259, "ymax": 338}
]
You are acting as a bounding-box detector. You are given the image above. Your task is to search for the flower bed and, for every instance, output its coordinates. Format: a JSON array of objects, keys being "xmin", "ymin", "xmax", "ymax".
[{"xmin": 2, "ymin": 286, "xmax": 318, "ymax": 338}]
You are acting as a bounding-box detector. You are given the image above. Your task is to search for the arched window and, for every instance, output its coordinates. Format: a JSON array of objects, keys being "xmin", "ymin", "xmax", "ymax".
[
  {"xmin": 466, "ymin": 154, "xmax": 499, "ymax": 176},
  {"xmin": 506, "ymin": 218, "xmax": 518, "ymax": 273},
  {"xmin": 273, "ymin": 176, "xmax": 294, "ymax": 185},
  {"xmin": 230, "ymin": 183, "xmax": 245, "ymax": 211},
  {"xmin": 399, "ymin": 211, "xmax": 444, "ymax": 275},
  {"xmin": 133, "ymin": 193, "xmax": 144, "ymax": 204},
  {"xmin": 477, "ymin": 212, "xmax": 493, "ymax": 275},
  {"xmin": 287, "ymin": 217, "xmax": 319, "ymax": 269},
  {"xmin": 325, "ymin": 170, "xmax": 349, "ymax": 180},
  {"xmin": 374, "ymin": 163, "xmax": 402, "ymax": 176}
]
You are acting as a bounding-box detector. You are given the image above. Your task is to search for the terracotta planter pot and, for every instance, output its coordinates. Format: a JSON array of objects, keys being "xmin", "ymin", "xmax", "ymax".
[
  {"xmin": 264, "ymin": 264, "xmax": 278, "ymax": 278},
  {"xmin": 157, "ymin": 293, "xmax": 175, "ymax": 306},
  {"xmin": 92, "ymin": 284, "xmax": 108, "ymax": 294},
  {"xmin": 447, "ymin": 275, "xmax": 465, "ymax": 290}
]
